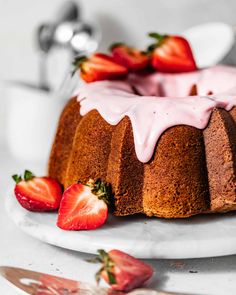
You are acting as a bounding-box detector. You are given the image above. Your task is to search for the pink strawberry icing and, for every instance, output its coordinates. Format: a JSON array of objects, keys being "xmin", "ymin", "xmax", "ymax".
[{"xmin": 77, "ymin": 65, "xmax": 236, "ymax": 163}]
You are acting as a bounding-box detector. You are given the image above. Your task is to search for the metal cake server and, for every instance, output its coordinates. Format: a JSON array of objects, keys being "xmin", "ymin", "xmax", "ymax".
[{"xmin": 0, "ymin": 266, "xmax": 191, "ymax": 295}]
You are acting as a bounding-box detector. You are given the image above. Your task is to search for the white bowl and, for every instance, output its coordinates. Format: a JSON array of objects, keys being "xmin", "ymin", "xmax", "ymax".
[
  {"xmin": 182, "ymin": 22, "xmax": 235, "ymax": 68},
  {"xmin": 5, "ymin": 81, "xmax": 66, "ymax": 163}
]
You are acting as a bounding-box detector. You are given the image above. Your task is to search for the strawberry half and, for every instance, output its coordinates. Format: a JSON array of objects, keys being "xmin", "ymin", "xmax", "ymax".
[
  {"xmin": 57, "ymin": 179, "xmax": 111, "ymax": 230},
  {"xmin": 92, "ymin": 249, "xmax": 154, "ymax": 292},
  {"xmin": 12, "ymin": 170, "xmax": 62, "ymax": 212},
  {"xmin": 148, "ymin": 32, "xmax": 197, "ymax": 73},
  {"xmin": 73, "ymin": 53, "xmax": 128, "ymax": 83},
  {"xmin": 111, "ymin": 43, "xmax": 149, "ymax": 71}
]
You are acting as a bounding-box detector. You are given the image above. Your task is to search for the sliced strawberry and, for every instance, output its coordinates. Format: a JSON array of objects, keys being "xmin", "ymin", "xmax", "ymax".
[
  {"xmin": 12, "ymin": 170, "xmax": 62, "ymax": 212},
  {"xmin": 93, "ymin": 249, "xmax": 153, "ymax": 292},
  {"xmin": 110, "ymin": 43, "xmax": 149, "ymax": 71},
  {"xmin": 57, "ymin": 179, "xmax": 111, "ymax": 230},
  {"xmin": 73, "ymin": 53, "xmax": 128, "ymax": 83},
  {"xmin": 148, "ymin": 32, "xmax": 197, "ymax": 73}
]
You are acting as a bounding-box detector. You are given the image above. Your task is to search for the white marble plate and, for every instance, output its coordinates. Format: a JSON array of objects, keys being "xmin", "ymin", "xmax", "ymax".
[{"xmin": 5, "ymin": 188, "xmax": 236, "ymax": 259}]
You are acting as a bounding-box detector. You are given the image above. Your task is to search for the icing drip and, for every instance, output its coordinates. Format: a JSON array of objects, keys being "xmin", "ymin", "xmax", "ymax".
[{"xmin": 77, "ymin": 65, "xmax": 236, "ymax": 163}]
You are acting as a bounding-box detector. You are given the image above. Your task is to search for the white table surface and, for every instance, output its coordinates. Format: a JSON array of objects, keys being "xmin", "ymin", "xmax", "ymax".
[{"xmin": 0, "ymin": 143, "xmax": 236, "ymax": 295}]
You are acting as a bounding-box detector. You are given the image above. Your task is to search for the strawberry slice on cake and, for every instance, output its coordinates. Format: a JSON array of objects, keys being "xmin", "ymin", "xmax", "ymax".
[
  {"xmin": 73, "ymin": 53, "xmax": 128, "ymax": 83},
  {"xmin": 111, "ymin": 43, "xmax": 149, "ymax": 71},
  {"xmin": 148, "ymin": 32, "xmax": 197, "ymax": 73}
]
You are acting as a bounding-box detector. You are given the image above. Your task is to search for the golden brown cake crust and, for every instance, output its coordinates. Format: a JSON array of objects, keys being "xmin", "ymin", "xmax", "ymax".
[
  {"xmin": 48, "ymin": 97, "xmax": 81, "ymax": 186},
  {"xmin": 203, "ymin": 108, "xmax": 236, "ymax": 212},
  {"xmin": 230, "ymin": 106, "xmax": 236, "ymax": 123},
  {"xmin": 106, "ymin": 117, "xmax": 144, "ymax": 216},
  {"xmin": 64, "ymin": 110, "xmax": 114, "ymax": 188},
  {"xmin": 142, "ymin": 125, "xmax": 210, "ymax": 218}
]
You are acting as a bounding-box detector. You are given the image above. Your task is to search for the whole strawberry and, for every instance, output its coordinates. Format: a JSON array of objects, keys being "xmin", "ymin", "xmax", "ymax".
[
  {"xmin": 148, "ymin": 32, "xmax": 197, "ymax": 73},
  {"xmin": 12, "ymin": 170, "xmax": 62, "ymax": 212},
  {"xmin": 93, "ymin": 249, "xmax": 154, "ymax": 292},
  {"xmin": 57, "ymin": 179, "xmax": 111, "ymax": 230}
]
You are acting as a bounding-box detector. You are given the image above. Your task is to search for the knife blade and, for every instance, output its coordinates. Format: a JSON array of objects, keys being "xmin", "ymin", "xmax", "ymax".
[{"xmin": 0, "ymin": 266, "xmax": 189, "ymax": 295}]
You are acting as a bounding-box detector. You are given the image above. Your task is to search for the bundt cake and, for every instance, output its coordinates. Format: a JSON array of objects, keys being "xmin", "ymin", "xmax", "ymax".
[{"xmin": 48, "ymin": 65, "xmax": 236, "ymax": 218}]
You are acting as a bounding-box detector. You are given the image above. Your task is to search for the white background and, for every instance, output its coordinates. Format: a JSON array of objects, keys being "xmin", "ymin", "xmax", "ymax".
[
  {"xmin": 1, "ymin": 1, "xmax": 236, "ymax": 294},
  {"xmin": 1, "ymin": 0, "xmax": 236, "ymax": 82}
]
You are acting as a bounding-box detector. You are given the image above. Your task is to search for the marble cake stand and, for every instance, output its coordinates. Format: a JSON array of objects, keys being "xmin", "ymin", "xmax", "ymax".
[{"xmin": 5, "ymin": 188, "xmax": 236, "ymax": 259}]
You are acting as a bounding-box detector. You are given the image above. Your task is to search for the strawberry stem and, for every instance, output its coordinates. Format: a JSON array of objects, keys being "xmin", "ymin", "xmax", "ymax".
[
  {"xmin": 148, "ymin": 32, "xmax": 165, "ymax": 41},
  {"xmin": 12, "ymin": 170, "xmax": 35, "ymax": 184},
  {"xmin": 86, "ymin": 179, "xmax": 112, "ymax": 206},
  {"xmin": 107, "ymin": 271, "xmax": 116, "ymax": 285},
  {"xmin": 95, "ymin": 269, "xmax": 102, "ymax": 284},
  {"xmin": 71, "ymin": 55, "xmax": 88, "ymax": 76},
  {"xmin": 12, "ymin": 170, "xmax": 35, "ymax": 183},
  {"xmin": 90, "ymin": 249, "xmax": 116, "ymax": 285},
  {"xmin": 12, "ymin": 174, "xmax": 22, "ymax": 184},
  {"xmin": 24, "ymin": 170, "xmax": 35, "ymax": 181},
  {"xmin": 147, "ymin": 32, "xmax": 167, "ymax": 52}
]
